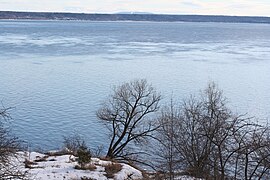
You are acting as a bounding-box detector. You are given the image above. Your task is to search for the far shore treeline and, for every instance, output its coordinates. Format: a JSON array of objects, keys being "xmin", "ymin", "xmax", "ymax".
[{"xmin": 1, "ymin": 11, "xmax": 270, "ymax": 24}]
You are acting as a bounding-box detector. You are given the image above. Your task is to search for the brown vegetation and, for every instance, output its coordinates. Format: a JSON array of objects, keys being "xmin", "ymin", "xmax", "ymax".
[{"xmin": 104, "ymin": 163, "xmax": 123, "ymax": 178}]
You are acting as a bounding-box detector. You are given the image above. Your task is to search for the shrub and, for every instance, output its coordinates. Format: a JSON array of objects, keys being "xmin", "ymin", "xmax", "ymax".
[
  {"xmin": 63, "ymin": 134, "xmax": 85, "ymax": 156},
  {"xmin": 104, "ymin": 163, "xmax": 122, "ymax": 178},
  {"xmin": 77, "ymin": 144, "xmax": 92, "ymax": 168}
]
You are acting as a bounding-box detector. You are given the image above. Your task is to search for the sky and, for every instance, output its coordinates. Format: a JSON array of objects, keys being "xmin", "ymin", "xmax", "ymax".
[{"xmin": 1, "ymin": 0, "xmax": 270, "ymax": 17}]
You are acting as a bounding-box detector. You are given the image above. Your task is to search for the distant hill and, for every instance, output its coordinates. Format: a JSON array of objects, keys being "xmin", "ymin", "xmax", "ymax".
[
  {"xmin": 1, "ymin": 11, "xmax": 270, "ymax": 24},
  {"xmin": 115, "ymin": 12, "xmax": 153, "ymax": 15}
]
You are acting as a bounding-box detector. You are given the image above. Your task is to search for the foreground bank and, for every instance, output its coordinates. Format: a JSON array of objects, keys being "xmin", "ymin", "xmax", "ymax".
[
  {"xmin": 15, "ymin": 151, "xmax": 143, "ymax": 180},
  {"xmin": 12, "ymin": 151, "xmax": 199, "ymax": 180}
]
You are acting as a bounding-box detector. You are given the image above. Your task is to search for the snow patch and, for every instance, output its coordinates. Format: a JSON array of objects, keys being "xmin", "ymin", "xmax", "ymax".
[{"xmin": 16, "ymin": 152, "xmax": 143, "ymax": 180}]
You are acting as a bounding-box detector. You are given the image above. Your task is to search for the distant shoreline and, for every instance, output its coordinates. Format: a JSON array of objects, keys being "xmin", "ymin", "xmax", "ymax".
[
  {"xmin": 1, "ymin": 11, "xmax": 270, "ymax": 24},
  {"xmin": 2, "ymin": 19, "xmax": 270, "ymax": 26}
]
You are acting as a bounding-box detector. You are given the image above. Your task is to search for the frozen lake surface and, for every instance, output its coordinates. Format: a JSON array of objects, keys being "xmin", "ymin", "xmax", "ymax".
[{"xmin": 0, "ymin": 20, "xmax": 270, "ymax": 150}]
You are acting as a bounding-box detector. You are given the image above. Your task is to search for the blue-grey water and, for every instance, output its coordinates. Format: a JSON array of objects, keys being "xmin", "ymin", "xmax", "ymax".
[{"xmin": 0, "ymin": 20, "xmax": 270, "ymax": 151}]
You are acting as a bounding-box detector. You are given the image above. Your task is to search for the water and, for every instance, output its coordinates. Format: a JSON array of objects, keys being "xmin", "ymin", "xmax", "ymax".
[{"xmin": 0, "ymin": 20, "xmax": 270, "ymax": 151}]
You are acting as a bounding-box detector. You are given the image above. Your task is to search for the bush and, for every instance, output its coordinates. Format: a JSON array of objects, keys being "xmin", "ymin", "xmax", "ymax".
[
  {"xmin": 104, "ymin": 163, "xmax": 122, "ymax": 178},
  {"xmin": 63, "ymin": 134, "xmax": 85, "ymax": 156},
  {"xmin": 77, "ymin": 144, "xmax": 92, "ymax": 168}
]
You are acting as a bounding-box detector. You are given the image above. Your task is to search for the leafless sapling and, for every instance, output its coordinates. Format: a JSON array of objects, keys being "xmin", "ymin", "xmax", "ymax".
[{"xmin": 97, "ymin": 79, "xmax": 161, "ymax": 160}]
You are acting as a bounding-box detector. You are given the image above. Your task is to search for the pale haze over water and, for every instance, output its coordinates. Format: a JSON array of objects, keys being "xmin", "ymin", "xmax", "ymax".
[{"xmin": 0, "ymin": 20, "xmax": 270, "ymax": 150}]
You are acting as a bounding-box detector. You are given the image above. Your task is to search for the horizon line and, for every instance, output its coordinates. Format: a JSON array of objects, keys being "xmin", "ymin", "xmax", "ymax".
[{"xmin": 1, "ymin": 10, "xmax": 270, "ymax": 18}]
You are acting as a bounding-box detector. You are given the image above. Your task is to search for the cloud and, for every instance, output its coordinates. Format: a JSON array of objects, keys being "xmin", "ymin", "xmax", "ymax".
[{"xmin": 181, "ymin": 1, "xmax": 201, "ymax": 8}]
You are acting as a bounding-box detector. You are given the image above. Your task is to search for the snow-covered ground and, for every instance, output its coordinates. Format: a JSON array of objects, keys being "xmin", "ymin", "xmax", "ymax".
[
  {"xmin": 11, "ymin": 151, "xmax": 202, "ymax": 180},
  {"xmin": 15, "ymin": 152, "xmax": 143, "ymax": 180}
]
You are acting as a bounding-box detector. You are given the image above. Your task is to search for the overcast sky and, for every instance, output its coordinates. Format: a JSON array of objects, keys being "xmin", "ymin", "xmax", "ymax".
[{"xmin": 1, "ymin": 0, "xmax": 270, "ymax": 17}]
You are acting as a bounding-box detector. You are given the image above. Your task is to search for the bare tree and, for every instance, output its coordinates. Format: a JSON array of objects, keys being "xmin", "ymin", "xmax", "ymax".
[
  {"xmin": 199, "ymin": 84, "xmax": 270, "ymax": 179},
  {"xmin": 155, "ymin": 99, "xmax": 181, "ymax": 179},
  {"xmin": 155, "ymin": 82, "xmax": 270, "ymax": 179},
  {"xmin": 97, "ymin": 79, "xmax": 161, "ymax": 160},
  {"xmin": 173, "ymin": 83, "xmax": 254, "ymax": 179},
  {"xmin": 232, "ymin": 125, "xmax": 270, "ymax": 180},
  {"xmin": 0, "ymin": 106, "xmax": 27, "ymax": 179},
  {"xmin": 173, "ymin": 95, "xmax": 213, "ymax": 178}
]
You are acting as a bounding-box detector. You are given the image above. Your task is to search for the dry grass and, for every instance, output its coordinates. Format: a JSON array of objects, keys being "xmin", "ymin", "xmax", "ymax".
[
  {"xmin": 48, "ymin": 158, "xmax": 57, "ymax": 161},
  {"xmin": 24, "ymin": 159, "xmax": 38, "ymax": 169},
  {"xmin": 69, "ymin": 177, "xmax": 97, "ymax": 180},
  {"xmin": 99, "ymin": 156, "xmax": 117, "ymax": 163},
  {"xmin": 74, "ymin": 164, "xmax": 97, "ymax": 171},
  {"xmin": 34, "ymin": 155, "xmax": 49, "ymax": 162},
  {"xmin": 104, "ymin": 163, "xmax": 122, "ymax": 178},
  {"xmin": 45, "ymin": 150, "xmax": 70, "ymax": 156},
  {"xmin": 81, "ymin": 177, "xmax": 97, "ymax": 180}
]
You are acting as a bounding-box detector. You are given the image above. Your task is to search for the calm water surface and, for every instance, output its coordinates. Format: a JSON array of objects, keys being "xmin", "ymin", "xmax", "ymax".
[{"xmin": 0, "ymin": 20, "xmax": 270, "ymax": 150}]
